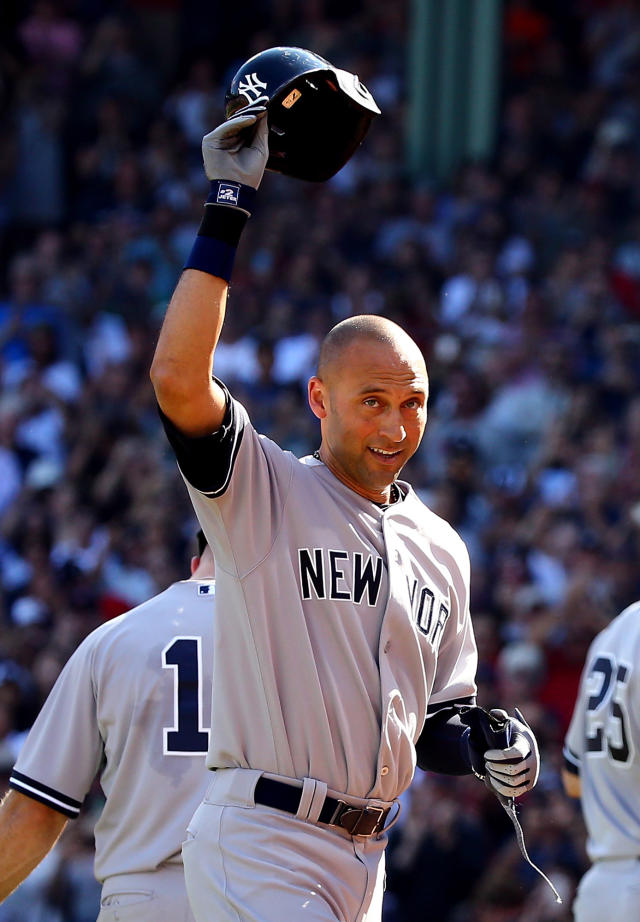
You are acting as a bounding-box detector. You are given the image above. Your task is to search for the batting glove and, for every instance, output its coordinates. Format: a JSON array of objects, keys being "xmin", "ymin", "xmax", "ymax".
[
  {"xmin": 461, "ymin": 706, "xmax": 540, "ymax": 799},
  {"xmin": 202, "ymin": 100, "xmax": 269, "ymax": 189}
]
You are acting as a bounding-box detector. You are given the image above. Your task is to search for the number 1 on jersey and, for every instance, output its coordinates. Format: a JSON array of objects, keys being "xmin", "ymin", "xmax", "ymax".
[{"xmin": 162, "ymin": 636, "xmax": 210, "ymax": 755}]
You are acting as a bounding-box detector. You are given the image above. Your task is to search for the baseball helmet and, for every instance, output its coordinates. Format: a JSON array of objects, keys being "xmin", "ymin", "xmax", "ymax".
[{"xmin": 225, "ymin": 46, "xmax": 381, "ymax": 182}]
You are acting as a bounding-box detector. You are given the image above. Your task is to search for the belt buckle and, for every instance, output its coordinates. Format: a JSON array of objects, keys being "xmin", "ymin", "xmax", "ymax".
[{"xmin": 335, "ymin": 804, "xmax": 386, "ymax": 837}]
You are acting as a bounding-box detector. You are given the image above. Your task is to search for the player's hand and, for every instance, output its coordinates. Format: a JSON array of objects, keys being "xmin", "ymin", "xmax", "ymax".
[
  {"xmin": 482, "ymin": 708, "xmax": 539, "ymax": 798},
  {"xmin": 461, "ymin": 705, "xmax": 540, "ymax": 799},
  {"xmin": 202, "ymin": 100, "xmax": 269, "ymax": 189}
]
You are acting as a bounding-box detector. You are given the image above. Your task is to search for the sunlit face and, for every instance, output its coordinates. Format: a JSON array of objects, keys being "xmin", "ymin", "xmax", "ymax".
[{"xmin": 308, "ymin": 339, "xmax": 428, "ymax": 503}]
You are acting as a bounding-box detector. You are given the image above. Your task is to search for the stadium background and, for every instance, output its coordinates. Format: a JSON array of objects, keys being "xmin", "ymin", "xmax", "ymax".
[{"xmin": 1, "ymin": 0, "xmax": 640, "ymax": 918}]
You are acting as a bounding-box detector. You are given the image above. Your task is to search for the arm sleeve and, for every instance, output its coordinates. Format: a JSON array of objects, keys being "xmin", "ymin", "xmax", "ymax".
[
  {"xmin": 158, "ymin": 378, "xmax": 245, "ymax": 496},
  {"xmin": 10, "ymin": 639, "xmax": 104, "ymax": 818},
  {"xmin": 415, "ymin": 697, "xmax": 476, "ymax": 774}
]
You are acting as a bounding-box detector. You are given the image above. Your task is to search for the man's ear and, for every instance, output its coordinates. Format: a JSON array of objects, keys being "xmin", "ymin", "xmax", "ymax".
[
  {"xmin": 190, "ymin": 555, "xmax": 199, "ymax": 575},
  {"xmin": 308, "ymin": 377, "xmax": 328, "ymax": 420}
]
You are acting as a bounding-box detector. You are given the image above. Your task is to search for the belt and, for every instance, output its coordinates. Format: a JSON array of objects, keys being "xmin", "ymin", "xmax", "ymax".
[{"xmin": 254, "ymin": 776, "xmax": 391, "ymax": 837}]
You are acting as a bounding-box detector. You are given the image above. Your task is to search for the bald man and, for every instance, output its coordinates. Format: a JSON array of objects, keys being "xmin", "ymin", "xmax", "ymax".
[{"xmin": 150, "ymin": 103, "xmax": 539, "ymax": 922}]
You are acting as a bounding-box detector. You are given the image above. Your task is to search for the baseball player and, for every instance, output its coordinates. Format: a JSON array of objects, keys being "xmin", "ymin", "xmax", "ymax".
[
  {"xmin": 563, "ymin": 599, "xmax": 640, "ymax": 922},
  {"xmin": 150, "ymin": 102, "xmax": 540, "ymax": 922},
  {"xmin": 0, "ymin": 533, "xmax": 215, "ymax": 921}
]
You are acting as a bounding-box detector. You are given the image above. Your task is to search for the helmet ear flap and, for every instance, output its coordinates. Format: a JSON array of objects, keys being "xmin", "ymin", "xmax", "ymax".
[{"xmin": 224, "ymin": 46, "xmax": 380, "ymax": 182}]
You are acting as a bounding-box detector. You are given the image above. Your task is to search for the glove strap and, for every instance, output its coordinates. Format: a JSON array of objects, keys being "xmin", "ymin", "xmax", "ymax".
[
  {"xmin": 496, "ymin": 792, "xmax": 563, "ymax": 904},
  {"xmin": 184, "ymin": 181, "xmax": 256, "ymax": 282}
]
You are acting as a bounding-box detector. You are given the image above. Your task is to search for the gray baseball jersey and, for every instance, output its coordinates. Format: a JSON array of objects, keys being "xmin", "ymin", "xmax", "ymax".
[
  {"xmin": 10, "ymin": 579, "xmax": 215, "ymax": 884},
  {"xmin": 162, "ymin": 383, "xmax": 477, "ymax": 804},
  {"xmin": 564, "ymin": 600, "xmax": 640, "ymax": 861}
]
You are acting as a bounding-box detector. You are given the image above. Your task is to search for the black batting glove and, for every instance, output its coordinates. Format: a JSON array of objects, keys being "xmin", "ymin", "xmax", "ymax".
[{"xmin": 460, "ymin": 705, "xmax": 540, "ymax": 799}]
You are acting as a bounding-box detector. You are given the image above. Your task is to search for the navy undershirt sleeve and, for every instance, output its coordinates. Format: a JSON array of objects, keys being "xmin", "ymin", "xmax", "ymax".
[
  {"xmin": 158, "ymin": 378, "xmax": 245, "ymax": 496},
  {"xmin": 415, "ymin": 696, "xmax": 476, "ymax": 775},
  {"xmin": 563, "ymin": 751, "xmax": 580, "ymax": 776}
]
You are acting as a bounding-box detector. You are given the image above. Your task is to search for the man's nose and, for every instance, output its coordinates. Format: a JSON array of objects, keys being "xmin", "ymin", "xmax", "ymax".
[{"xmin": 379, "ymin": 412, "xmax": 406, "ymax": 442}]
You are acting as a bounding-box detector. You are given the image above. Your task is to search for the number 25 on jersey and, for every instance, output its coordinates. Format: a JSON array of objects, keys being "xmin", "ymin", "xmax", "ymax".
[{"xmin": 585, "ymin": 653, "xmax": 633, "ymax": 765}]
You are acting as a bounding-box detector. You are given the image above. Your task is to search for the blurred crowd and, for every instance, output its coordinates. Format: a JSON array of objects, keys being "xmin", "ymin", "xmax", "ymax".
[{"xmin": 1, "ymin": 0, "xmax": 640, "ymax": 919}]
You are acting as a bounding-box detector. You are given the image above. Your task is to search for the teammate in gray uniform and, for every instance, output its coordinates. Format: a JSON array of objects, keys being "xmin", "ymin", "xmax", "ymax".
[
  {"xmin": 150, "ymin": 103, "xmax": 540, "ymax": 922},
  {"xmin": 0, "ymin": 533, "xmax": 215, "ymax": 921},
  {"xmin": 563, "ymin": 599, "xmax": 640, "ymax": 922}
]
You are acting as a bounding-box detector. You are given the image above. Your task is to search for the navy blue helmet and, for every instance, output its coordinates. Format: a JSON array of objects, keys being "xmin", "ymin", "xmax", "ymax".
[{"xmin": 225, "ymin": 46, "xmax": 381, "ymax": 182}]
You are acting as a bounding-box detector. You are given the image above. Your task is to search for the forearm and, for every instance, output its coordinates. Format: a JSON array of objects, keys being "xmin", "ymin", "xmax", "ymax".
[
  {"xmin": 0, "ymin": 790, "xmax": 67, "ymax": 902},
  {"xmin": 151, "ymin": 104, "xmax": 267, "ymax": 437},
  {"xmin": 562, "ymin": 767, "xmax": 581, "ymax": 799}
]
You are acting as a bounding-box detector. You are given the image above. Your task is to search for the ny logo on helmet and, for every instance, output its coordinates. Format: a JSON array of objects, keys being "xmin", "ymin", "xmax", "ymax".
[{"xmin": 238, "ymin": 73, "xmax": 268, "ymax": 102}]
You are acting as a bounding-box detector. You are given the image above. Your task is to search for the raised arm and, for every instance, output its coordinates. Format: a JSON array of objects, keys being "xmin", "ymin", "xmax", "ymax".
[
  {"xmin": 0, "ymin": 789, "xmax": 67, "ymax": 902},
  {"xmin": 151, "ymin": 103, "xmax": 269, "ymax": 437}
]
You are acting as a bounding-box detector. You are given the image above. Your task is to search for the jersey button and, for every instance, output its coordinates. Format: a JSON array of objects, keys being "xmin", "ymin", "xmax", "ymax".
[
  {"xmin": 381, "ymin": 766, "xmax": 389, "ymax": 776},
  {"xmin": 383, "ymin": 640, "xmax": 391, "ymax": 653}
]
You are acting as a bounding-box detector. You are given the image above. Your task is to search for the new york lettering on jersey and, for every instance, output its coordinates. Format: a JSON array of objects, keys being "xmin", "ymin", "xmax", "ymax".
[{"xmin": 297, "ymin": 547, "xmax": 450, "ymax": 648}]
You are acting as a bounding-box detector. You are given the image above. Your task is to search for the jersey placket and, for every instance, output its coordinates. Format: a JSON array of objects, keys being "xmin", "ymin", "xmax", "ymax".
[{"xmin": 372, "ymin": 513, "xmax": 428, "ymax": 802}]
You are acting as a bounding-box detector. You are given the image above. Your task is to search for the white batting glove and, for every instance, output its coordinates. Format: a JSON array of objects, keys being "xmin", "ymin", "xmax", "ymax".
[
  {"xmin": 483, "ymin": 708, "xmax": 540, "ymax": 798},
  {"xmin": 202, "ymin": 101, "xmax": 269, "ymax": 189}
]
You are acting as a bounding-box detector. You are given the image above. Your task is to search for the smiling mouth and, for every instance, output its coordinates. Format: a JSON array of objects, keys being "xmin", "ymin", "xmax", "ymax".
[{"xmin": 369, "ymin": 447, "xmax": 402, "ymax": 460}]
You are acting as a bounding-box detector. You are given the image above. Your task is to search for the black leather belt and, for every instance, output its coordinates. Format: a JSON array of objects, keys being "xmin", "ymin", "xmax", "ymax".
[{"xmin": 254, "ymin": 776, "xmax": 390, "ymax": 837}]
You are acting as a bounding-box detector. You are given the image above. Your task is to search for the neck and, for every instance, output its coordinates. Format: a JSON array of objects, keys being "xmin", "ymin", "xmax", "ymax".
[
  {"xmin": 191, "ymin": 549, "xmax": 215, "ymax": 580},
  {"xmin": 313, "ymin": 448, "xmax": 399, "ymax": 505}
]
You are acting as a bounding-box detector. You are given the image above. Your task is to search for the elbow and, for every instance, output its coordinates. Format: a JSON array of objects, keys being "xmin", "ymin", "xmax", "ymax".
[
  {"xmin": 150, "ymin": 358, "xmax": 193, "ymax": 407},
  {"xmin": 150, "ymin": 356, "xmax": 175, "ymax": 401},
  {"xmin": 150, "ymin": 346, "xmax": 223, "ymax": 436},
  {"xmin": 150, "ymin": 357, "xmax": 213, "ymax": 428}
]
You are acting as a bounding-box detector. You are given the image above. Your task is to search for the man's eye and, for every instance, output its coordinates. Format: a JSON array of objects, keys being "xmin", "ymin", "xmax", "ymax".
[{"xmin": 363, "ymin": 398, "xmax": 379, "ymax": 407}]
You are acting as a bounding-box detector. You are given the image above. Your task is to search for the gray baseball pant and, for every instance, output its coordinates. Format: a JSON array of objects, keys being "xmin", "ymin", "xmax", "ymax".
[
  {"xmin": 573, "ymin": 859, "xmax": 640, "ymax": 922},
  {"xmin": 182, "ymin": 768, "xmax": 388, "ymax": 922},
  {"xmin": 97, "ymin": 865, "xmax": 195, "ymax": 922}
]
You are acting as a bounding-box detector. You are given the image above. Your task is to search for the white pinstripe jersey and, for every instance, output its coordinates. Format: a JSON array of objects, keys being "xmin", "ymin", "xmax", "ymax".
[
  {"xmin": 164, "ymin": 387, "xmax": 478, "ymax": 803},
  {"xmin": 564, "ymin": 600, "xmax": 640, "ymax": 861},
  {"xmin": 10, "ymin": 580, "xmax": 215, "ymax": 882}
]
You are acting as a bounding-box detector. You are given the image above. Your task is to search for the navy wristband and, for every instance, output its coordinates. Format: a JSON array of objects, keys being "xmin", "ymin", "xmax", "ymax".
[
  {"xmin": 183, "ymin": 181, "xmax": 257, "ymax": 282},
  {"xmin": 184, "ymin": 236, "xmax": 239, "ymax": 283},
  {"xmin": 205, "ymin": 180, "xmax": 256, "ymax": 216}
]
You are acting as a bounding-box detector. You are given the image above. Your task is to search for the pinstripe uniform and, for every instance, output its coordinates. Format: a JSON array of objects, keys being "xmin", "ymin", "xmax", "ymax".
[{"xmin": 10, "ymin": 580, "xmax": 215, "ymax": 921}]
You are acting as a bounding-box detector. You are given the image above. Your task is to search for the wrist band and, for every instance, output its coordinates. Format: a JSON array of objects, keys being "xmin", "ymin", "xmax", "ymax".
[
  {"xmin": 183, "ymin": 181, "xmax": 256, "ymax": 282},
  {"xmin": 184, "ymin": 236, "xmax": 239, "ymax": 283},
  {"xmin": 205, "ymin": 180, "xmax": 256, "ymax": 216}
]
